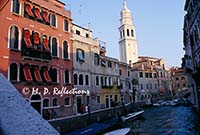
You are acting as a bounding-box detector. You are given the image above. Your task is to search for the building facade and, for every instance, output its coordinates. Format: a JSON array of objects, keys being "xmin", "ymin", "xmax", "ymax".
[
  {"xmin": 0, "ymin": 0, "xmax": 73, "ymax": 118},
  {"xmin": 132, "ymin": 57, "xmax": 171, "ymax": 104},
  {"xmin": 170, "ymin": 67, "xmax": 189, "ymax": 98},
  {"xmin": 183, "ymin": 0, "xmax": 200, "ymax": 112}
]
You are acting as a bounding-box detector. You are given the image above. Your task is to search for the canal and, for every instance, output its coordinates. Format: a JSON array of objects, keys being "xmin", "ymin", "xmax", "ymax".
[{"xmin": 108, "ymin": 106, "xmax": 200, "ymax": 135}]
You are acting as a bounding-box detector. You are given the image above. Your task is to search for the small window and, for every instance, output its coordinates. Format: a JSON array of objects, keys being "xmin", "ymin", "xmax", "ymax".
[
  {"xmin": 51, "ymin": 14, "xmax": 56, "ymax": 27},
  {"xmin": 85, "ymin": 75, "xmax": 89, "ymax": 86},
  {"xmin": 64, "ymin": 97, "xmax": 70, "ymax": 106},
  {"xmin": 9, "ymin": 63, "xmax": 18, "ymax": 81},
  {"xmin": 79, "ymin": 74, "xmax": 83, "ymax": 85},
  {"xmin": 49, "ymin": 68, "xmax": 58, "ymax": 83},
  {"xmin": 149, "ymin": 73, "xmax": 152, "ymax": 78},
  {"xmin": 109, "ymin": 77, "xmax": 112, "ymax": 86},
  {"xmin": 52, "ymin": 98, "xmax": 58, "ymax": 106},
  {"xmin": 74, "ymin": 74, "xmax": 78, "ymax": 85},
  {"xmin": 108, "ymin": 61, "xmax": 112, "ymax": 68},
  {"xmin": 9, "ymin": 26, "xmax": 19, "ymax": 50},
  {"xmin": 12, "ymin": 0, "xmax": 20, "ymax": 14},
  {"xmin": 101, "ymin": 76, "xmax": 104, "ymax": 86},
  {"xmin": 176, "ymin": 77, "xmax": 179, "ymax": 81},
  {"xmin": 97, "ymin": 96, "xmax": 100, "ymax": 104},
  {"xmin": 145, "ymin": 73, "xmax": 149, "ymax": 78},
  {"xmin": 86, "ymin": 33, "xmax": 89, "ymax": 38},
  {"xmin": 63, "ymin": 41, "xmax": 69, "ymax": 59},
  {"xmin": 128, "ymin": 71, "xmax": 130, "ymax": 77},
  {"xmin": 139, "ymin": 72, "xmax": 143, "ymax": 78},
  {"xmin": 96, "ymin": 76, "xmax": 99, "ymax": 86},
  {"xmin": 127, "ymin": 29, "xmax": 130, "ymax": 36},
  {"xmin": 119, "ymin": 69, "xmax": 122, "ymax": 75},
  {"xmin": 52, "ymin": 37, "xmax": 58, "ymax": 57},
  {"xmin": 76, "ymin": 49, "xmax": 85, "ymax": 62},
  {"xmin": 140, "ymin": 84, "xmax": 143, "ymax": 89},
  {"xmin": 122, "ymin": 29, "xmax": 125, "ymax": 37},
  {"xmin": 131, "ymin": 30, "xmax": 134, "ymax": 37},
  {"xmin": 76, "ymin": 30, "xmax": 80, "ymax": 35},
  {"xmin": 94, "ymin": 53, "xmax": 100, "ymax": 65},
  {"xmin": 43, "ymin": 99, "xmax": 49, "ymax": 107},
  {"xmin": 101, "ymin": 60, "xmax": 106, "ymax": 67},
  {"xmin": 114, "ymin": 95, "xmax": 117, "ymax": 102},
  {"xmin": 181, "ymin": 76, "xmax": 185, "ymax": 80},
  {"xmin": 64, "ymin": 20, "xmax": 69, "ymax": 32},
  {"xmin": 146, "ymin": 84, "xmax": 148, "ymax": 89},
  {"xmin": 64, "ymin": 70, "xmax": 70, "ymax": 84}
]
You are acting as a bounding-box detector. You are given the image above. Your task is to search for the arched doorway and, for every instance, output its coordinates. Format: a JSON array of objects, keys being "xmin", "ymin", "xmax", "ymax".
[{"xmin": 30, "ymin": 94, "xmax": 42, "ymax": 114}]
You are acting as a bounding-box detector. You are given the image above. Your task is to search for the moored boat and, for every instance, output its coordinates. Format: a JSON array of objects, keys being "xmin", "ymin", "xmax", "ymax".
[
  {"xmin": 121, "ymin": 110, "xmax": 144, "ymax": 122},
  {"xmin": 104, "ymin": 128, "xmax": 131, "ymax": 135}
]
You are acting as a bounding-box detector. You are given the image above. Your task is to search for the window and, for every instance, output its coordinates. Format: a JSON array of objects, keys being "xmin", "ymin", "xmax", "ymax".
[
  {"xmin": 155, "ymin": 84, "xmax": 157, "ymax": 89},
  {"xmin": 51, "ymin": 14, "xmax": 56, "ymax": 27},
  {"xmin": 42, "ymin": 11, "xmax": 50, "ymax": 23},
  {"xmin": 119, "ymin": 69, "xmax": 122, "ymax": 75},
  {"xmin": 9, "ymin": 26, "xmax": 19, "ymax": 50},
  {"xmin": 94, "ymin": 53, "xmax": 100, "ymax": 65},
  {"xmin": 9, "ymin": 63, "xmax": 18, "ymax": 81},
  {"xmin": 101, "ymin": 60, "xmax": 106, "ymax": 67},
  {"xmin": 181, "ymin": 76, "xmax": 185, "ymax": 80},
  {"xmin": 86, "ymin": 96, "xmax": 90, "ymax": 104},
  {"xmin": 23, "ymin": 66, "xmax": 33, "ymax": 81},
  {"xmin": 79, "ymin": 74, "xmax": 83, "ymax": 85},
  {"xmin": 33, "ymin": 32, "xmax": 40, "ymax": 49},
  {"xmin": 108, "ymin": 61, "xmax": 112, "ymax": 68},
  {"xmin": 139, "ymin": 72, "xmax": 143, "ymax": 78},
  {"xmin": 122, "ymin": 29, "xmax": 125, "ymax": 37},
  {"xmin": 85, "ymin": 75, "xmax": 89, "ymax": 85},
  {"xmin": 114, "ymin": 95, "xmax": 117, "ymax": 102},
  {"xmin": 109, "ymin": 77, "xmax": 112, "ymax": 86},
  {"xmin": 131, "ymin": 30, "xmax": 134, "ymax": 37},
  {"xmin": 64, "ymin": 70, "xmax": 70, "ymax": 84},
  {"xmin": 76, "ymin": 49, "xmax": 85, "ymax": 62},
  {"xmin": 64, "ymin": 20, "xmax": 69, "ymax": 32},
  {"xmin": 97, "ymin": 96, "xmax": 100, "ymax": 104},
  {"xmin": 183, "ymin": 83, "xmax": 186, "ymax": 87},
  {"xmin": 76, "ymin": 30, "xmax": 80, "ymax": 35},
  {"xmin": 24, "ymin": 4, "xmax": 34, "ymax": 18},
  {"xmin": 34, "ymin": 8, "xmax": 43, "ymax": 21},
  {"xmin": 63, "ymin": 41, "xmax": 69, "ymax": 59},
  {"xmin": 128, "ymin": 82, "xmax": 131, "ymax": 89},
  {"xmin": 43, "ymin": 68, "xmax": 51, "ymax": 82},
  {"xmin": 176, "ymin": 77, "xmax": 179, "ymax": 81},
  {"xmin": 149, "ymin": 73, "xmax": 152, "ymax": 78},
  {"xmin": 128, "ymin": 71, "xmax": 130, "ymax": 77},
  {"xmin": 49, "ymin": 68, "xmax": 58, "ymax": 83},
  {"xmin": 140, "ymin": 84, "xmax": 143, "ymax": 89},
  {"xmin": 101, "ymin": 76, "xmax": 104, "ymax": 86},
  {"xmin": 23, "ymin": 29, "xmax": 32, "ymax": 48},
  {"xmin": 127, "ymin": 29, "xmax": 130, "ymax": 36},
  {"xmin": 153, "ymin": 73, "xmax": 157, "ymax": 78},
  {"xmin": 42, "ymin": 35, "xmax": 50, "ymax": 51},
  {"xmin": 96, "ymin": 76, "xmax": 99, "ymax": 86},
  {"xmin": 12, "ymin": 0, "xmax": 20, "ymax": 14},
  {"xmin": 64, "ymin": 97, "xmax": 70, "ymax": 106},
  {"xmin": 52, "ymin": 38, "xmax": 58, "ymax": 57},
  {"xmin": 145, "ymin": 73, "xmax": 149, "ymax": 78},
  {"xmin": 146, "ymin": 83, "xmax": 148, "ymax": 89},
  {"xmin": 86, "ymin": 33, "xmax": 89, "ymax": 38},
  {"xmin": 43, "ymin": 99, "xmax": 49, "ymax": 107},
  {"xmin": 74, "ymin": 74, "xmax": 78, "ymax": 85},
  {"xmin": 34, "ymin": 67, "xmax": 42, "ymax": 82},
  {"xmin": 52, "ymin": 98, "xmax": 58, "ymax": 106},
  {"xmin": 150, "ymin": 83, "xmax": 152, "ymax": 89},
  {"xmin": 105, "ymin": 77, "xmax": 107, "ymax": 86}
]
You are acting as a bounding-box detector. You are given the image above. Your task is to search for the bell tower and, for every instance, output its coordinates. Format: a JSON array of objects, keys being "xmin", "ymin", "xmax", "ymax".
[{"xmin": 119, "ymin": 0, "xmax": 138, "ymax": 64}]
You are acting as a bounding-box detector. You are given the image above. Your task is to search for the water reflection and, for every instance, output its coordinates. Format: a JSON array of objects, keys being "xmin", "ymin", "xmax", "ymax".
[{"xmin": 116, "ymin": 106, "xmax": 200, "ymax": 135}]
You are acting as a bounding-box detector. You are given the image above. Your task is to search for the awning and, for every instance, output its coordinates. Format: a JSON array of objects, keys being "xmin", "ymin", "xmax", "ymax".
[
  {"xmin": 25, "ymin": 4, "xmax": 34, "ymax": 17},
  {"xmin": 23, "ymin": 66, "xmax": 33, "ymax": 81},
  {"xmin": 43, "ymin": 69, "xmax": 51, "ymax": 82},
  {"xmin": 34, "ymin": 8, "xmax": 43, "ymax": 20},
  {"xmin": 42, "ymin": 11, "xmax": 50, "ymax": 23},
  {"xmin": 42, "ymin": 37, "xmax": 50, "ymax": 51},
  {"xmin": 34, "ymin": 67, "xmax": 42, "ymax": 82},
  {"xmin": 24, "ymin": 30, "xmax": 32, "ymax": 48}
]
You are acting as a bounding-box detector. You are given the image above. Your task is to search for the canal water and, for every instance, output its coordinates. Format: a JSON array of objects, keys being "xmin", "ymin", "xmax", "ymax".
[{"xmin": 109, "ymin": 106, "xmax": 200, "ymax": 135}]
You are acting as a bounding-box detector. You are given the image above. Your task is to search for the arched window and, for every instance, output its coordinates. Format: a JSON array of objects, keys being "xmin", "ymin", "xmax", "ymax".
[
  {"xmin": 31, "ymin": 94, "xmax": 41, "ymax": 100},
  {"xmin": 51, "ymin": 14, "xmax": 56, "ymax": 27},
  {"xmin": 109, "ymin": 77, "xmax": 112, "ymax": 86},
  {"xmin": 43, "ymin": 98, "xmax": 49, "ymax": 107},
  {"xmin": 127, "ymin": 29, "xmax": 130, "ymax": 36},
  {"xmin": 9, "ymin": 63, "xmax": 18, "ymax": 81},
  {"xmin": 96, "ymin": 76, "xmax": 99, "ymax": 86},
  {"xmin": 9, "ymin": 26, "xmax": 19, "ymax": 49},
  {"xmin": 74, "ymin": 74, "xmax": 78, "ymax": 85},
  {"xmin": 85, "ymin": 75, "xmax": 89, "ymax": 86},
  {"xmin": 12, "ymin": 0, "xmax": 20, "ymax": 14},
  {"xmin": 131, "ymin": 30, "xmax": 134, "ymax": 37},
  {"xmin": 64, "ymin": 97, "xmax": 70, "ymax": 106},
  {"xmin": 52, "ymin": 98, "xmax": 58, "ymax": 106},
  {"xmin": 64, "ymin": 20, "xmax": 69, "ymax": 32},
  {"xmin": 79, "ymin": 74, "xmax": 83, "ymax": 85},
  {"xmin": 63, "ymin": 41, "xmax": 69, "ymax": 59},
  {"xmin": 101, "ymin": 76, "xmax": 104, "ymax": 86},
  {"xmin": 52, "ymin": 37, "xmax": 58, "ymax": 57},
  {"xmin": 49, "ymin": 68, "xmax": 58, "ymax": 83},
  {"xmin": 64, "ymin": 70, "xmax": 70, "ymax": 84}
]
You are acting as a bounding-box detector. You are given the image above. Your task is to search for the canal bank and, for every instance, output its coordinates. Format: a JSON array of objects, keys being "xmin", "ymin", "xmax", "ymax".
[
  {"xmin": 49, "ymin": 102, "xmax": 145, "ymax": 134},
  {"xmin": 106, "ymin": 106, "xmax": 200, "ymax": 135}
]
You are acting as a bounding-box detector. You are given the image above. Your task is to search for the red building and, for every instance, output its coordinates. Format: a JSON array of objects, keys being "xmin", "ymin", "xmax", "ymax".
[{"xmin": 0, "ymin": 0, "xmax": 73, "ymax": 118}]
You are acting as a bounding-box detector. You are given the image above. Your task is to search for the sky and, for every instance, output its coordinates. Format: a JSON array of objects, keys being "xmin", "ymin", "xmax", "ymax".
[{"xmin": 63, "ymin": 0, "xmax": 185, "ymax": 67}]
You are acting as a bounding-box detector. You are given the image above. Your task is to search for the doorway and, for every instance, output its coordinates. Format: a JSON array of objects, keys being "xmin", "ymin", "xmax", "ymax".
[
  {"xmin": 76, "ymin": 96, "xmax": 82, "ymax": 114},
  {"xmin": 30, "ymin": 94, "xmax": 42, "ymax": 114}
]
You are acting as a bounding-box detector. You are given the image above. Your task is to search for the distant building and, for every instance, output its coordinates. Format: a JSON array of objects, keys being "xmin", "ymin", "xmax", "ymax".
[
  {"xmin": 132, "ymin": 57, "xmax": 171, "ymax": 104},
  {"xmin": 170, "ymin": 67, "xmax": 189, "ymax": 97},
  {"xmin": 0, "ymin": 0, "xmax": 73, "ymax": 118},
  {"xmin": 183, "ymin": 0, "xmax": 200, "ymax": 112}
]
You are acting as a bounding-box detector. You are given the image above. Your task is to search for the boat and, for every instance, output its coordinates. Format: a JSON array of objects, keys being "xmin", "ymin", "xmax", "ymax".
[
  {"xmin": 104, "ymin": 128, "xmax": 131, "ymax": 135},
  {"xmin": 64, "ymin": 116, "xmax": 118, "ymax": 135},
  {"xmin": 121, "ymin": 110, "xmax": 144, "ymax": 122}
]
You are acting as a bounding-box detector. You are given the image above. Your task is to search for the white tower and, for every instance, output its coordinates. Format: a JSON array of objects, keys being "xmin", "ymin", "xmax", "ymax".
[{"xmin": 119, "ymin": 0, "xmax": 138, "ymax": 64}]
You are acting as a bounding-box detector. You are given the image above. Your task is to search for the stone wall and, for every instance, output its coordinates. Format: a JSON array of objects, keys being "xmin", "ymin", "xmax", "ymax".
[{"xmin": 49, "ymin": 101, "xmax": 145, "ymax": 134}]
